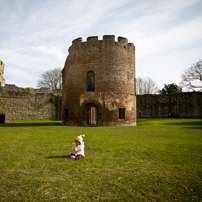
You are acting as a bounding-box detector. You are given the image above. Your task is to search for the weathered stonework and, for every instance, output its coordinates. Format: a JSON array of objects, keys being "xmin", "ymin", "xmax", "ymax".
[
  {"xmin": 1, "ymin": 42, "xmax": 202, "ymax": 125},
  {"xmin": 0, "ymin": 84, "xmax": 201, "ymax": 124},
  {"xmin": 62, "ymin": 35, "xmax": 136, "ymax": 126},
  {"xmin": 0, "ymin": 60, "xmax": 4, "ymax": 87},
  {"xmin": 0, "ymin": 84, "xmax": 62, "ymax": 123},
  {"xmin": 137, "ymin": 92, "xmax": 202, "ymax": 117}
]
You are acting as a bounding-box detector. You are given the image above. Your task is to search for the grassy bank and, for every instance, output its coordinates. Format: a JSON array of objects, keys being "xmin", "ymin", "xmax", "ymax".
[{"xmin": 0, "ymin": 118, "xmax": 201, "ymax": 201}]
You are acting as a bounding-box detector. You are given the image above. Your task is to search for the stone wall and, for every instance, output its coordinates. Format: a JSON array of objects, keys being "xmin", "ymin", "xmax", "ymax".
[
  {"xmin": 0, "ymin": 84, "xmax": 201, "ymax": 124},
  {"xmin": 137, "ymin": 92, "xmax": 202, "ymax": 117},
  {"xmin": 62, "ymin": 35, "xmax": 136, "ymax": 126},
  {"xmin": 0, "ymin": 84, "xmax": 62, "ymax": 123}
]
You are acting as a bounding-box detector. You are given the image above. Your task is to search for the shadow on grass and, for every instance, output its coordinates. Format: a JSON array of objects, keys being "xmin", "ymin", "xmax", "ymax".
[
  {"xmin": 0, "ymin": 121, "xmax": 62, "ymax": 127},
  {"xmin": 45, "ymin": 155, "xmax": 70, "ymax": 159},
  {"xmin": 183, "ymin": 127, "xmax": 202, "ymax": 129},
  {"xmin": 136, "ymin": 119, "xmax": 153, "ymax": 126},
  {"xmin": 164, "ymin": 121, "xmax": 202, "ymax": 129},
  {"xmin": 164, "ymin": 121, "xmax": 202, "ymax": 126}
]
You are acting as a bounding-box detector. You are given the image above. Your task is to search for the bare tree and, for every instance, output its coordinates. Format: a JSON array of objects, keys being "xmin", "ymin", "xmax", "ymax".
[
  {"xmin": 136, "ymin": 77, "xmax": 159, "ymax": 95},
  {"xmin": 37, "ymin": 68, "xmax": 62, "ymax": 89},
  {"xmin": 136, "ymin": 77, "xmax": 144, "ymax": 95},
  {"xmin": 180, "ymin": 59, "xmax": 202, "ymax": 92}
]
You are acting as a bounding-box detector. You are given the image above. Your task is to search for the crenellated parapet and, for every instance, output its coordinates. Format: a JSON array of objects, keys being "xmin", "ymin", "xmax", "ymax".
[
  {"xmin": 0, "ymin": 60, "xmax": 5, "ymax": 87},
  {"xmin": 69, "ymin": 35, "xmax": 135, "ymax": 53}
]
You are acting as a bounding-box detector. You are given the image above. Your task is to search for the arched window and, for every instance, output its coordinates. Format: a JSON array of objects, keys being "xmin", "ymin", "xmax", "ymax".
[{"xmin": 87, "ymin": 71, "xmax": 95, "ymax": 91}]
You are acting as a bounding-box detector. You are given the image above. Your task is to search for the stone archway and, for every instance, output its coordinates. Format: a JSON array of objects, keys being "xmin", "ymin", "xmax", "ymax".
[{"xmin": 83, "ymin": 103, "xmax": 99, "ymax": 126}]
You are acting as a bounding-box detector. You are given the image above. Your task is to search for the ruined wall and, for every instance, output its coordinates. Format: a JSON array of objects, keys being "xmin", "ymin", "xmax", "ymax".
[
  {"xmin": 0, "ymin": 60, "xmax": 4, "ymax": 87},
  {"xmin": 0, "ymin": 84, "xmax": 62, "ymax": 123},
  {"xmin": 62, "ymin": 35, "xmax": 136, "ymax": 126},
  {"xmin": 137, "ymin": 92, "xmax": 202, "ymax": 117},
  {"xmin": 0, "ymin": 83, "xmax": 201, "ymax": 124}
]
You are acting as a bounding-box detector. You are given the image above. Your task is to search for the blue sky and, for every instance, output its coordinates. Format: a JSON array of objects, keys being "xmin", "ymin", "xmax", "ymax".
[{"xmin": 0, "ymin": 0, "xmax": 202, "ymax": 89}]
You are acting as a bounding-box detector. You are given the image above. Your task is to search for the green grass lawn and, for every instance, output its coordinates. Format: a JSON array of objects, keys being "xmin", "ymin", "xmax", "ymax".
[{"xmin": 0, "ymin": 118, "xmax": 202, "ymax": 201}]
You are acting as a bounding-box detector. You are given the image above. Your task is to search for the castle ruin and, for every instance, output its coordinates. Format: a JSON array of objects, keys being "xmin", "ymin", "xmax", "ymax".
[
  {"xmin": 0, "ymin": 60, "xmax": 4, "ymax": 87},
  {"xmin": 0, "ymin": 36, "xmax": 201, "ymax": 124},
  {"xmin": 0, "ymin": 84, "xmax": 62, "ymax": 123},
  {"xmin": 62, "ymin": 35, "xmax": 136, "ymax": 126}
]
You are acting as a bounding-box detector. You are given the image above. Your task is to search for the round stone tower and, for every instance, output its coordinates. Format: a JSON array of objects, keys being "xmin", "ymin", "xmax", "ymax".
[{"xmin": 62, "ymin": 35, "xmax": 136, "ymax": 126}]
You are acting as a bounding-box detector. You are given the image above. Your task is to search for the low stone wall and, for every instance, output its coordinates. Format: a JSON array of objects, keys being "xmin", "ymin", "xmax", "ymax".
[
  {"xmin": 137, "ymin": 92, "xmax": 202, "ymax": 117},
  {"xmin": 0, "ymin": 85, "xmax": 62, "ymax": 123}
]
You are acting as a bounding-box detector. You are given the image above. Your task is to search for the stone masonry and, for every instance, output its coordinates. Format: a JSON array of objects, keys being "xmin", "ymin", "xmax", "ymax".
[
  {"xmin": 137, "ymin": 92, "xmax": 202, "ymax": 117},
  {"xmin": 0, "ymin": 84, "xmax": 201, "ymax": 124},
  {"xmin": 62, "ymin": 35, "xmax": 136, "ymax": 126},
  {"xmin": 0, "ymin": 84, "xmax": 62, "ymax": 123},
  {"xmin": 0, "ymin": 60, "xmax": 4, "ymax": 87},
  {"xmin": 1, "ymin": 43, "xmax": 202, "ymax": 125}
]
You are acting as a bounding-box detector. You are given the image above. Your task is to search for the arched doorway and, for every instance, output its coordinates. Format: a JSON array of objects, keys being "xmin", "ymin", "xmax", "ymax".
[
  {"xmin": 87, "ymin": 106, "xmax": 96, "ymax": 125},
  {"xmin": 83, "ymin": 103, "xmax": 99, "ymax": 126}
]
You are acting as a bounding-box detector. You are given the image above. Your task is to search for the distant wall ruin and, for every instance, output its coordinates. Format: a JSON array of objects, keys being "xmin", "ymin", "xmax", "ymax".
[
  {"xmin": 0, "ymin": 84, "xmax": 62, "ymax": 123},
  {"xmin": 137, "ymin": 92, "xmax": 202, "ymax": 117}
]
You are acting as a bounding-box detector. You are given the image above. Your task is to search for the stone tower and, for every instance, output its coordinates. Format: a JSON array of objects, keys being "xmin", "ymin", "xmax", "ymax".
[
  {"xmin": 0, "ymin": 60, "xmax": 4, "ymax": 87},
  {"xmin": 62, "ymin": 35, "xmax": 136, "ymax": 126}
]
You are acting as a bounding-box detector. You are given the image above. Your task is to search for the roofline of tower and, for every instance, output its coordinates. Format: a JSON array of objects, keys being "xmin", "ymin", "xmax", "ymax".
[{"xmin": 69, "ymin": 35, "xmax": 135, "ymax": 52}]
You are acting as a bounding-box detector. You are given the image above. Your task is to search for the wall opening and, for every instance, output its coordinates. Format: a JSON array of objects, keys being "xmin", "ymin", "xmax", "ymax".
[
  {"xmin": 87, "ymin": 71, "xmax": 95, "ymax": 91},
  {"xmin": 83, "ymin": 103, "xmax": 99, "ymax": 126},
  {"xmin": 119, "ymin": 108, "xmax": 125, "ymax": 119},
  {"xmin": 87, "ymin": 106, "xmax": 97, "ymax": 125},
  {"xmin": 0, "ymin": 114, "xmax": 5, "ymax": 123},
  {"xmin": 65, "ymin": 109, "xmax": 69, "ymax": 120}
]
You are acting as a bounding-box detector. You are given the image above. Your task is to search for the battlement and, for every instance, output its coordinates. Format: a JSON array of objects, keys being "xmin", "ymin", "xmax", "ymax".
[
  {"xmin": 69, "ymin": 35, "xmax": 135, "ymax": 52},
  {"xmin": 87, "ymin": 36, "xmax": 98, "ymax": 43},
  {"xmin": 0, "ymin": 60, "xmax": 4, "ymax": 71},
  {"xmin": 118, "ymin": 36, "xmax": 128, "ymax": 44},
  {"xmin": 103, "ymin": 35, "xmax": 115, "ymax": 42},
  {"xmin": 72, "ymin": 37, "xmax": 83, "ymax": 46},
  {"xmin": 0, "ymin": 60, "xmax": 4, "ymax": 65},
  {"xmin": 0, "ymin": 60, "xmax": 4, "ymax": 87}
]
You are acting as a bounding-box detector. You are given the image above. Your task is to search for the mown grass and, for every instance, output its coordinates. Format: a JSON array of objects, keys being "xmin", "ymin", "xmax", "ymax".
[{"xmin": 0, "ymin": 118, "xmax": 202, "ymax": 201}]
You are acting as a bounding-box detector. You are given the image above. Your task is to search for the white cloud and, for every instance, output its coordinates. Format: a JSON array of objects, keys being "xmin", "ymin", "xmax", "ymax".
[
  {"xmin": 0, "ymin": 0, "xmax": 202, "ymax": 89},
  {"xmin": 32, "ymin": 46, "xmax": 66, "ymax": 61},
  {"xmin": 135, "ymin": 16, "xmax": 202, "ymax": 56},
  {"xmin": 4, "ymin": 66, "xmax": 38, "ymax": 87}
]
